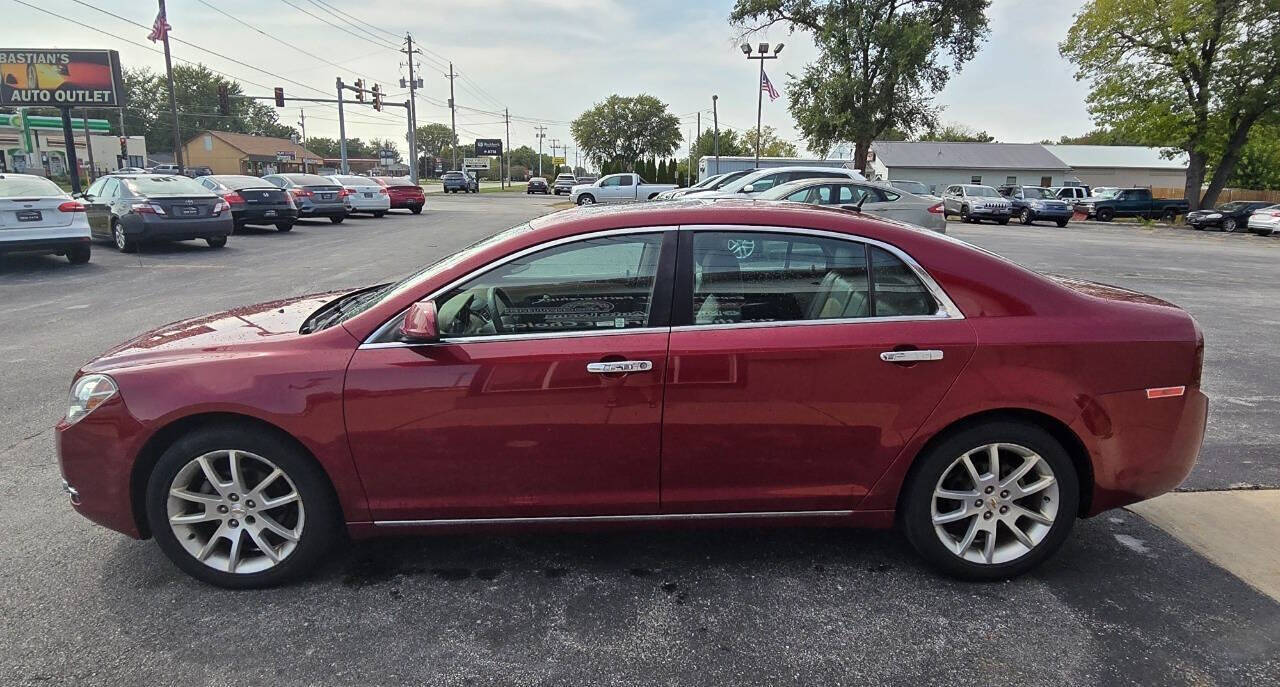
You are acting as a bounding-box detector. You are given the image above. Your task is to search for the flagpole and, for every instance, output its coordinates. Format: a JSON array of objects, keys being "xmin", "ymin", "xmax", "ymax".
[
  {"xmin": 158, "ymin": 0, "xmax": 183, "ymax": 173},
  {"xmin": 755, "ymin": 57, "xmax": 764, "ymax": 167}
]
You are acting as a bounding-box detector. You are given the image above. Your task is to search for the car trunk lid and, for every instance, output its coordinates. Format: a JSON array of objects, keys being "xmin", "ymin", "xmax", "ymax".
[
  {"xmin": 0, "ymin": 196, "xmax": 76, "ymax": 229},
  {"xmin": 145, "ymin": 195, "xmax": 221, "ymax": 219}
]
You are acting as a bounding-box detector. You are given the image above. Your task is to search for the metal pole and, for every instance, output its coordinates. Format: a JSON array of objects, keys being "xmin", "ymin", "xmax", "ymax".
[
  {"xmin": 505, "ymin": 107, "xmax": 511, "ymax": 187},
  {"xmin": 405, "ymin": 33, "xmax": 419, "ymax": 184},
  {"xmin": 118, "ymin": 109, "xmax": 128, "ymax": 168},
  {"xmin": 713, "ymin": 94, "xmax": 720, "ymax": 175},
  {"xmin": 59, "ymin": 108, "xmax": 82, "ymax": 194},
  {"xmin": 755, "ymin": 57, "xmax": 764, "ymax": 167},
  {"xmin": 80, "ymin": 109, "xmax": 97, "ymax": 180},
  {"xmin": 447, "ymin": 62, "xmax": 457, "ymax": 171},
  {"xmin": 535, "ymin": 125, "xmax": 545, "ymax": 177},
  {"xmin": 696, "ymin": 111, "xmax": 700, "ymax": 183},
  {"xmin": 336, "ymin": 76, "xmax": 349, "ymax": 174},
  {"xmin": 297, "ymin": 108, "xmax": 306, "ymax": 145},
  {"xmin": 159, "ymin": 0, "xmax": 183, "ymax": 173}
]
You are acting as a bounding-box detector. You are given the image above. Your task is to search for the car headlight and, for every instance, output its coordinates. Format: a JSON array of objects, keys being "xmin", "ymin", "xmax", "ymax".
[
  {"xmin": 66, "ymin": 374, "xmax": 117, "ymax": 425},
  {"xmin": 1207, "ymin": 213, "xmax": 1221, "ymax": 218}
]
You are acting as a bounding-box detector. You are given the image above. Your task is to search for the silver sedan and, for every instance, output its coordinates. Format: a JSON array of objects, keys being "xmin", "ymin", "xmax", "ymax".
[{"xmin": 754, "ymin": 178, "xmax": 947, "ymax": 233}]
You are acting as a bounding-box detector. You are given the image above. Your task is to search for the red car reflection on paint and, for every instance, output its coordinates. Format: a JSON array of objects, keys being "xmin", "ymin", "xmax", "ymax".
[{"xmin": 56, "ymin": 200, "xmax": 1207, "ymax": 587}]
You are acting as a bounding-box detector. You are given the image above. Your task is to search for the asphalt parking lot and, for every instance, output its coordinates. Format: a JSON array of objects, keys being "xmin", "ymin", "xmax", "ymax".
[{"xmin": 2, "ymin": 195, "xmax": 1278, "ymax": 686}]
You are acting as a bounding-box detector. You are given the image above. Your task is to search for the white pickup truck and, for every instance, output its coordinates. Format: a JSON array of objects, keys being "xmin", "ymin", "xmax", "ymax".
[{"xmin": 570, "ymin": 173, "xmax": 677, "ymax": 205}]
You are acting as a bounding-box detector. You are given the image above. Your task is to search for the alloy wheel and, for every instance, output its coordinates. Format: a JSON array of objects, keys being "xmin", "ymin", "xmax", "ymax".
[
  {"xmin": 113, "ymin": 223, "xmax": 127, "ymax": 250},
  {"xmin": 930, "ymin": 442, "xmax": 1059, "ymax": 565},
  {"xmin": 166, "ymin": 449, "xmax": 305, "ymax": 575}
]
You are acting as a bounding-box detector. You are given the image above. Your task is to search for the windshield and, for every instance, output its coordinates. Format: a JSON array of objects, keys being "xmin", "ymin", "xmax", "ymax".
[
  {"xmin": 301, "ymin": 222, "xmax": 536, "ymax": 333},
  {"xmin": 691, "ymin": 174, "xmax": 724, "ymax": 189},
  {"xmin": 0, "ymin": 176, "xmax": 64, "ymax": 197},
  {"xmin": 124, "ymin": 176, "xmax": 213, "ymax": 196},
  {"xmin": 964, "ymin": 185, "xmax": 1000, "ymax": 198},
  {"xmin": 891, "ymin": 180, "xmax": 929, "ymax": 195},
  {"xmin": 1217, "ymin": 202, "xmax": 1245, "ymax": 212},
  {"xmin": 1024, "ymin": 187, "xmax": 1056, "ymax": 199},
  {"xmin": 1093, "ymin": 188, "xmax": 1119, "ymax": 198},
  {"xmin": 709, "ymin": 170, "xmax": 753, "ymax": 189}
]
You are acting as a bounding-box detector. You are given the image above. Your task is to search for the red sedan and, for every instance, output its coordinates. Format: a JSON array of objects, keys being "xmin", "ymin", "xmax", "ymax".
[
  {"xmin": 372, "ymin": 176, "xmax": 425, "ymax": 214},
  {"xmin": 56, "ymin": 201, "xmax": 1207, "ymax": 587}
]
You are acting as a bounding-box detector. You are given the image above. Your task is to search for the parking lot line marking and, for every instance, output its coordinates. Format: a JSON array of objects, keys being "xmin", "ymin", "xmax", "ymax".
[{"xmin": 1129, "ymin": 489, "xmax": 1280, "ymax": 601}]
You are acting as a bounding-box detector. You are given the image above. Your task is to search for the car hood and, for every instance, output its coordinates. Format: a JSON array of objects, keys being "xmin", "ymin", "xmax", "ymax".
[{"xmin": 83, "ymin": 291, "xmax": 350, "ymax": 373}]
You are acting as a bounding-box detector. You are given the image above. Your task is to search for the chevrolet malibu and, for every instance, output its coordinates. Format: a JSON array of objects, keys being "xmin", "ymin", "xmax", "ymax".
[{"xmin": 56, "ymin": 200, "xmax": 1207, "ymax": 588}]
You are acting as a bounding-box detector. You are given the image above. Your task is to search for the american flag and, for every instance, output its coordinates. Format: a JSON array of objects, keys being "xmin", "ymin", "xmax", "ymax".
[
  {"xmin": 761, "ymin": 70, "xmax": 780, "ymax": 101},
  {"xmin": 147, "ymin": 10, "xmax": 171, "ymax": 43}
]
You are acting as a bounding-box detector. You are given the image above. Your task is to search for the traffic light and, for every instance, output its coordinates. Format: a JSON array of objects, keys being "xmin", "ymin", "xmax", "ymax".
[
  {"xmin": 273, "ymin": 87, "xmax": 285, "ymax": 108},
  {"xmin": 354, "ymin": 79, "xmax": 365, "ymax": 103},
  {"xmin": 372, "ymin": 83, "xmax": 382, "ymax": 111},
  {"xmin": 217, "ymin": 83, "xmax": 230, "ymax": 116}
]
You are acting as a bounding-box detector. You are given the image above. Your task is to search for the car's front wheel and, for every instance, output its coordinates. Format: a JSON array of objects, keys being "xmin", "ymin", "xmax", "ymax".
[
  {"xmin": 577, "ymin": 194, "xmax": 596, "ymax": 206},
  {"xmin": 901, "ymin": 421, "xmax": 1079, "ymax": 580},
  {"xmin": 145, "ymin": 424, "xmax": 340, "ymax": 588},
  {"xmin": 1222, "ymin": 217, "xmax": 1238, "ymax": 232},
  {"xmin": 1020, "ymin": 209, "xmax": 1034, "ymax": 225}
]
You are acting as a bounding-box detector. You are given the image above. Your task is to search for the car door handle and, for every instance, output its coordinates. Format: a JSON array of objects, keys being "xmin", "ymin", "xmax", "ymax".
[
  {"xmin": 879, "ymin": 350, "xmax": 944, "ymax": 363},
  {"xmin": 587, "ymin": 360, "xmax": 653, "ymax": 374}
]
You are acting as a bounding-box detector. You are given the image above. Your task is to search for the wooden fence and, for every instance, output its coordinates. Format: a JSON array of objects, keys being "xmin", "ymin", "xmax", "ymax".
[{"xmin": 1151, "ymin": 187, "xmax": 1280, "ymax": 203}]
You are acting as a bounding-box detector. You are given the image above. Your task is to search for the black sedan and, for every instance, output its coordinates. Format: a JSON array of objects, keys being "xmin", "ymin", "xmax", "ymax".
[
  {"xmin": 527, "ymin": 177, "xmax": 549, "ymax": 194},
  {"xmin": 79, "ymin": 174, "xmax": 232, "ymax": 253},
  {"xmin": 198, "ymin": 175, "xmax": 299, "ymax": 232},
  {"xmin": 1186, "ymin": 200, "xmax": 1275, "ymax": 232}
]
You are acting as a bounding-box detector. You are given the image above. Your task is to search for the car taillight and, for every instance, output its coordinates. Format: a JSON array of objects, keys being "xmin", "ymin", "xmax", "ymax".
[
  {"xmin": 57, "ymin": 200, "xmax": 85, "ymax": 212},
  {"xmin": 927, "ymin": 202, "xmax": 944, "ymax": 214},
  {"xmin": 292, "ymin": 188, "xmax": 313, "ymax": 199},
  {"xmin": 131, "ymin": 202, "xmax": 165, "ymax": 215},
  {"xmin": 378, "ymin": 187, "xmax": 388, "ymax": 195},
  {"xmin": 213, "ymin": 200, "xmax": 231, "ymax": 215},
  {"xmin": 339, "ymin": 188, "xmax": 355, "ymax": 198},
  {"xmin": 223, "ymin": 192, "xmax": 245, "ymax": 206}
]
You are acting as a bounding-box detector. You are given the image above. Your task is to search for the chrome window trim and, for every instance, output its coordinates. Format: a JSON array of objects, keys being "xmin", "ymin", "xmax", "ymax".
[
  {"xmin": 679, "ymin": 223, "xmax": 965, "ymax": 321},
  {"xmin": 358, "ymin": 222, "xmax": 965, "ymax": 350},
  {"xmin": 362, "ymin": 226, "xmax": 678, "ymax": 346},
  {"xmin": 373, "ymin": 509, "xmax": 854, "ymax": 527}
]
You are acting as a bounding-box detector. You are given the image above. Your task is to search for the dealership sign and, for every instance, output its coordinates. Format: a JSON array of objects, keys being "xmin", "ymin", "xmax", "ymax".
[
  {"xmin": 0, "ymin": 50, "xmax": 125, "ymax": 107},
  {"xmin": 474, "ymin": 138, "xmax": 502, "ymax": 156},
  {"xmin": 463, "ymin": 157, "xmax": 490, "ymax": 170}
]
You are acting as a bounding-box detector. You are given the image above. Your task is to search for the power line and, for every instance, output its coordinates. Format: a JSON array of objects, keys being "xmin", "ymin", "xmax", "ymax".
[
  {"xmin": 279, "ymin": 0, "xmax": 402, "ymax": 53},
  {"xmin": 307, "ymin": 0, "xmax": 403, "ymax": 42}
]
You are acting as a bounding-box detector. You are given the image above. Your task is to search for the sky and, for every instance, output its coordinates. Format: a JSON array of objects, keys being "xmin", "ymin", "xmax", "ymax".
[{"xmin": 5, "ymin": 0, "xmax": 1095, "ymax": 161}]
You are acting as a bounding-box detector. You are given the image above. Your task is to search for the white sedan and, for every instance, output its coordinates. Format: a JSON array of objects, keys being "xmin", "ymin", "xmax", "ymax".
[
  {"xmin": 327, "ymin": 174, "xmax": 391, "ymax": 217},
  {"xmin": 0, "ymin": 173, "xmax": 92, "ymax": 263},
  {"xmin": 1246, "ymin": 204, "xmax": 1280, "ymax": 236},
  {"xmin": 756, "ymin": 177, "xmax": 947, "ymax": 233}
]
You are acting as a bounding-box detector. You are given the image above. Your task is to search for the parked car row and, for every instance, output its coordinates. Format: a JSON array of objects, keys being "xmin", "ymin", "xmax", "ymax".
[
  {"xmin": 0, "ymin": 171, "xmax": 426, "ymax": 264},
  {"xmin": 1186, "ymin": 200, "xmax": 1279, "ymax": 234}
]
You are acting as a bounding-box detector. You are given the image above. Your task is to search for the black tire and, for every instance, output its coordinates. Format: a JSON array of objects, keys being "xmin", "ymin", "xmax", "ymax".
[
  {"xmin": 410, "ymin": 206, "xmax": 422, "ymax": 214},
  {"xmin": 1020, "ymin": 208, "xmax": 1034, "ymax": 225},
  {"xmin": 960, "ymin": 205, "xmax": 974, "ymax": 223},
  {"xmin": 275, "ymin": 222, "xmax": 294, "ymax": 232},
  {"xmin": 112, "ymin": 220, "xmax": 137, "ymax": 253},
  {"xmin": 997, "ymin": 217, "xmax": 1010, "ymax": 226},
  {"xmin": 329, "ymin": 216, "xmax": 345, "ymax": 224},
  {"xmin": 206, "ymin": 235, "xmax": 227, "ymax": 248},
  {"xmin": 66, "ymin": 244, "xmax": 91, "ymax": 264},
  {"xmin": 576, "ymin": 193, "xmax": 596, "ymax": 206},
  {"xmin": 1222, "ymin": 217, "xmax": 1238, "ymax": 232},
  {"xmin": 1055, "ymin": 219, "xmax": 1069, "ymax": 228},
  {"xmin": 901, "ymin": 421, "xmax": 1079, "ymax": 581},
  {"xmin": 1096, "ymin": 208, "xmax": 1115, "ymax": 222},
  {"xmin": 1161, "ymin": 209, "xmax": 1178, "ymax": 223},
  {"xmin": 230, "ymin": 222, "xmax": 242, "ymax": 235},
  {"xmin": 145, "ymin": 423, "xmax": 341, "ymax": 588}
]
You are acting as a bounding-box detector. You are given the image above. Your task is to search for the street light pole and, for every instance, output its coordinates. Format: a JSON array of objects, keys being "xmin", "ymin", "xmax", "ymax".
[{"xmin": 742, "ymin": 42, "xmax": 783, "ymax": 168}]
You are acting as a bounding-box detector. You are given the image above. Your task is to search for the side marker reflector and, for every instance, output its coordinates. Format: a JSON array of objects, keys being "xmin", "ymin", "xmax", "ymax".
[{"xmin": 1146, "ymin": 386, "xmax": 1186, "ymax": 399}]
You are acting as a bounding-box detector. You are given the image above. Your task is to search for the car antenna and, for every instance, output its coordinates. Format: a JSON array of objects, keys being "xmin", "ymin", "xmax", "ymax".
[{"xmin": 854, "ymin": 192, "xmax": 870, "ymax": 212}]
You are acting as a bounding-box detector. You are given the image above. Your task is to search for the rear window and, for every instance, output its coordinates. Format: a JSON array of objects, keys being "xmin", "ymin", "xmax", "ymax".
[
  {"xmin": 283, "ymin": 174, "xmax": 335, "ymax": 186},
  {"xmin": 123, "ymin": 176, "xmax": 212, "ymax": 195},
  {"xmin": 443, "ymin": 172, "xmax": 465, "ymax": 179},
  {"xmin": 0, "ymin": 176, "xmax": 64, "ymax": 198},
  {"xmin": 212, "ymin": 175, "xmax": 274, "ymax": 190},
  {"xmin": 333, "ymin": 176, "xmax": 369, "ymax": 185}
]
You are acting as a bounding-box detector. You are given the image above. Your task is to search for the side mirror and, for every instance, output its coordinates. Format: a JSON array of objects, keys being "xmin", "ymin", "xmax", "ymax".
[
  {"xmin": 399, "ymin": 300, "xmax": 439, "ymax": 343},
  {"xmin": 741, "ymin": 184, "xmax": 755, "ymax": 193}
]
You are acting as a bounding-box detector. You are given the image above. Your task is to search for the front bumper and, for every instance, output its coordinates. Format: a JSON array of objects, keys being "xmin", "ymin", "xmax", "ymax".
[
  {"xmin": 56, "ymin": 394, "xmax": 149, "ymax": 539},
  {"xmin": 1024, "ymin": 206, "xmax": 1073, "ymax": 220},
  {"xmin": 967, "ymin": 206, "xmax": 1011, "ymax": 219}
]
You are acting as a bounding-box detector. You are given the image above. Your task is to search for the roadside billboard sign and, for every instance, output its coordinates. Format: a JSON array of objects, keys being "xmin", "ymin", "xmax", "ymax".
[
  {"xmin": 474, "ymin": 139, "xmax": 502, "ymax": 156},
  {"xmin": 0, "ymin": 49, "xmax": 125, "ymax": 107},
  {"xmin": 553, "ymin": 156, "xmax": 566, "ymax": 166},
  {"xmin": 463, "ymin": 157, "xmax": 490, "ymax": 170}
]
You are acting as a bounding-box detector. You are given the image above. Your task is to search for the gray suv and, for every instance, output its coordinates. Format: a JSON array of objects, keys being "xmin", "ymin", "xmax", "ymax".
[
  {"xmin": 442, "ymin": 171, "xmax": 478, "ymax": 193},
  {"xmin": 941, "ymin": 184, "xmax": 1013, "ymax": 224}
]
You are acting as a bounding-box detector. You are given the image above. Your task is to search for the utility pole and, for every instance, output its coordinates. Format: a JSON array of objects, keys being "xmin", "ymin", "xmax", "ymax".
[
  {"xmin": 712, "ymin": 94, "xmax": 720, "ymax": 175},
  {"xmin": 504, "ymin": 108, "xmax": 511, "ymax": 187},
  {"xmin": 336, "ymin": 76, "xmax": 349, "ymax": 174},
  {"xmin": 158, "ymin": 0, "xmax": 183, "ymax": 173},
  {"xmin": 80, "ymin": 108, "xmax": 96, "ymax": 180},
  {"xmin": 403, "ymin": 33, "xmax": 421, "ymax": 184},
  {"xmin": 687, "ymin": 124, "xmax": 693, "ymax": 187},
  {"xmin": 550, "ymin": 138, "xmax": 560, "ymax": 174},
  {"xmin": 534, "ymin": 125, "xmax": 547, "ymax": 176},
  {"xmin": 117, "ymin": 109, "xmax": 128, "ymax": 168},
  {"xmin": 695, "ymin": 111, "xmax": 700, "ymax": 182},
  {"xmin": 446, "ymin": 62, "xmax": 458, "ymax": 171},
  {"xmin": 296, "ymin": 109, "xmax": 306, "ymax": 146}
]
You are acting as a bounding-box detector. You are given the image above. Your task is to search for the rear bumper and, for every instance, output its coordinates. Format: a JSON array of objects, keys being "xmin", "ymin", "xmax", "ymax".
[
  {"xmin": 233, "ymin": 206, "xmax": 298, "ymax": 224},
  {"xmin": 122, "ymin": 215, "xmax": 233, "ymax": 240},
  {"xmin": 0, "ymin": 235, "xmax": 90, "ymax": 254},
  {"xmin": 297, "ymin": 204, "xmax": 347, "ymax": 217},
  {"xmin": 1077, "ymin": 387, "xmax": 1209, "ymax": 515},
  {"xmin": 345, "ymin": 196, "xmax": 392, "ymax": 211}
]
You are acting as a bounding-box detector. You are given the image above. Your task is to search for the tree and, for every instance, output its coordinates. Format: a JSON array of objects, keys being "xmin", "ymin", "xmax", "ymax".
[
  {"xmin": 368, "ymin": 138, "xmax": 402, "ymax": 162},
  {"xmin": 1048, "ymin": 128, "xmax": 1145, "ymax": 146},
  {"xmin": 1061, "ymin": 0, "xmax": 1280, "ymax": 209},
  {"xmin": 918, "ymin": 122, "xmax": 995, "ymax": 143},
  {"xmin": 657, "ymin": 158, "xmax": 668, "ymax": 183},
  {"xmin": 740, "ymin": 125, "xmax": 799, "ymax": 157},
  {"xmin": 1224, "ymin": 124, "xmax": 1280, "ymax": 191},
  {"xmin": 303, "ymin": 137, "xmax": 341, "ymax": 158},
  {"xmin": 414, "ymin": 123, "xmax": 457, "ymax": 174},
  {"xmin": 731, "ymin": 0, "xmax": 990, "ymax": 171},
  {"xmin": 570, "ymin": 94, "xmax": 682, "ymax": 168},
  {"xmin": 689, "ymin": 127, "xmax": 748, "ymax": 174}
]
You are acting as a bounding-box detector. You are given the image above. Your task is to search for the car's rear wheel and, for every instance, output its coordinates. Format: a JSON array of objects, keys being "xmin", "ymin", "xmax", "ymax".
[
  {"xmin": 66, "ymin": 244, "xmax": 91, "ymax": 264},
  {"xmin": 275, "ymin": 222, "xmax": 294, "ymax": 232},
  {"xmin": 1161, "ymin": 209, "xmax": 1178, "ymax": 223},
  {"xmin": 329, "ymin": 216, "xmax": 345, "ymax": 224},
  {"xmin": 145, "ymin": 425, "xmax": 340, "ymax": 588},
  {"xmin": 373, "ymin": 211, "xmax": 386, "ymax": 218},
  {"xmin": 206, "ymin": 236, "xmax": 227, "ymax": 248},
  {"xmin": 1096, "ymin": 208, "xmax": 1115, "ymax": 222},
  {"xmin": 410, "ymin": 206, "xmax": 422, "ymax": 214},
  {"xmin": 902, "ymin": 421, "xmax": 1079, "ymax": 580},
  {"xmin": 1055, "ymin": 219, "xmax": 1069, "ymax": 228},
  {"xmin": 112, "ymin": 220, "xmax": 138, "ymax": 253}
]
